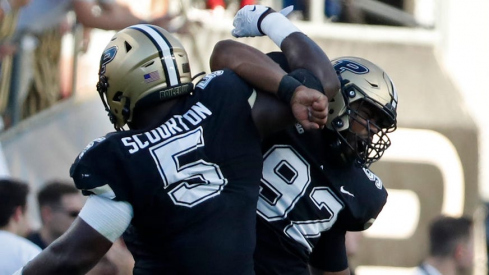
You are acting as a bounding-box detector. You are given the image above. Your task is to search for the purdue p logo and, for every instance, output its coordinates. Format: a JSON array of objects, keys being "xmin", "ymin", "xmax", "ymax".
[
  {"xmin": 99, "ymin": 46, "xmax": 118, "ymax": 75},
  {"xmin": 333, "ymin": 59, "xmax": 369, "ymax": 74}
]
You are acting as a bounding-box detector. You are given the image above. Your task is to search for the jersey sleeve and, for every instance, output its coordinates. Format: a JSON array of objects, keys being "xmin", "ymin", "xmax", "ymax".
[
  {"xmin": 308, "ymin": 226, "xmax": 348, "ymax": 272},
  {"xmin": 195, "ymin": 69, "xmax": 254, "ymax": 106},
  {"xmin": 267, "ymin": 51, "xmax": 291, "ymax": 72},
  {"xmin": 70, "ymin": 134, "xmax": 130, "ymax": 202},
  {"xmin": 194, "ymin": 69, "xmax": 258, "ymax": 129}
]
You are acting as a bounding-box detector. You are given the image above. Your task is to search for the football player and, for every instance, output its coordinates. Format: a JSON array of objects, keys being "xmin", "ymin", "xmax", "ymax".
[
  {"xmin": 227, "ymin": 5, "xmax": 399, "ymax": 275},
  {"xmin": 16, "ymin": 21, "xmax": 339, "ymax": 274}
]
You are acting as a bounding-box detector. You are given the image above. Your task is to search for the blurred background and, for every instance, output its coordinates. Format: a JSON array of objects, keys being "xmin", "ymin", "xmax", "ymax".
[{"xmin": 0, "ymin": 0, "xmax": 488, "ymax": 274}]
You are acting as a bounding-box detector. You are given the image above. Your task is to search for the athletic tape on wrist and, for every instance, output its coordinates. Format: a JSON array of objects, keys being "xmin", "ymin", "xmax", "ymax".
[
  {"xmin": 278, "ymin": 75, "xmax": 302, "ymax": 104},
  {"xmin": 261, "ymin": 12, "xmax": 301, "ymax": 47}
]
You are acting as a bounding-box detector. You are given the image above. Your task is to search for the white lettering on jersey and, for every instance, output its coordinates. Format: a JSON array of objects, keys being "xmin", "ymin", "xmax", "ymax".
[
  {"xmin": 79, "ymin": 137, "xmax": 106, "ymax": 159},
  {"xmin": 150, "ymin": 127, "xmax": 227, "ymax": 207},
  {"xmin": 122, "ymin": 102, "xmax": 212, "ymax": 154},
  {"xmin": 295, "ymin": 123, "xmax": 304, "ymax": 134},
  {"xmin": 362, "ymin": 168, "xmax": 383, "ymax": 189},
  {"xmin": 258, "ymin": 145, "xmax": 345, "ymax": 252},
  {"xmin": 196, "ymin": 71, "xmax": 224, "ymax": 90}
]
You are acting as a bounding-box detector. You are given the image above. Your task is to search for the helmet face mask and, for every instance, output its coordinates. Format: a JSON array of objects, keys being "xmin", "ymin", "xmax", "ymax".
[
  {"xmin": 96, "ymin": 24, "xmax": 194, "ymax": 131},
  {"xmin": 327, "ymin": 57, "xmax": 398, "ymax": 168}
]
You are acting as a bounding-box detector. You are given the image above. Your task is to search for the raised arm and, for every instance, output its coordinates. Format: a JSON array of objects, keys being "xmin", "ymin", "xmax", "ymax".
[
  {"xmin": 232, "ymin": 5, "xmax": 340, "ymax": 100},
  {"xmin": 210, "ymin": 39, "xmax": 328, "ymax": 136}
]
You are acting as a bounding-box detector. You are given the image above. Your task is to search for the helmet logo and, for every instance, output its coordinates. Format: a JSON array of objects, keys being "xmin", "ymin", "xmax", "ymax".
[
  {"xmin": 334, "ymin": 60, "xmax": 369, "ymax": 75},
  {"xmin": 99, "ymin": 46, "xmax": 118, "ymax": 75},
  {"xmin": 144, "ymin": 71, "xmax": 161, "ymax": 83}
]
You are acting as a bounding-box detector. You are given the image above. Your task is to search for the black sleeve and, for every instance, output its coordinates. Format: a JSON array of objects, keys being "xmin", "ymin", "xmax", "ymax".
[
  {"xmin": 267, "ymin": 52, "xmax": 323, "ymax": 93},
  {"xmin": 309, "ymin": 227, "xmax": 349, "ymax": 272},
  {"xmin": 266, "ymin": 51, "xmax": 290, "ymax": 72},
  {"xmin": 70, "ymin": 136, "xmax": 130, "ymax": 202},
  {"xmin": 288, "ymin": 68, "xmax": 323, "ymax": 93}
]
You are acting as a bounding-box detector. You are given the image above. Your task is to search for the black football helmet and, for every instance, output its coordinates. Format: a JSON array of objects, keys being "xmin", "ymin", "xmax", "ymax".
[
  {"xmin": 96, "ymin": 24, "xmax": 193, "ymax": 131},
  {"xmin": 326, "ymin": 57, "xmax": 398, "ymax": 167}
]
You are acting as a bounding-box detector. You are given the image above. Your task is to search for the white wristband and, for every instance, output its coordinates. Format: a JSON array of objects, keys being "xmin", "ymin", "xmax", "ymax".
[
  {"xmin": 1, "ymin": 0, "xmax": 11, "ymax": 14},
  {"xmin": 261, "ymin": 12, "xmax": 301, "ymax": 48},
  {"xmin": 79, "ymin": 195, "xmax": 133, "ymax": 242}
]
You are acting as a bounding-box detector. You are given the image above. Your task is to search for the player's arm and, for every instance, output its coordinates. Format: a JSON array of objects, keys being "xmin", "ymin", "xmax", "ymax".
[
  {"xmin": 232, "ymin": 5, "xmax": 340, "ymax": 100},
  {"xmin": 308, "ymin": 228, "xmax": 351, "ymax": 275},
  {"xmin": 73, "ymin": 1, "xmax": 141, "ymax": 30},
  {"xmin": 210, "ymin": 39, "xmax": 328, "ymax": 135},
  {"xmin": 18, "ymin": 195, "xmax": 133, "ymax": 275}
]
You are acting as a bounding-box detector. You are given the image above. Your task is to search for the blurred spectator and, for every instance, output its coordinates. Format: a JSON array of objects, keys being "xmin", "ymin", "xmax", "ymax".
[
  {"xmin": 414, "ymin": 215, "xmax": 474, "ymax": 275},
  {"xmin": 206, "ymin": 0, "xmax": 255, "ymax": 11},
  {"xmin": 283, "ymin": 0, "xmax": 343, "ymax": 21},
  {"xmin": 0, "ymin": 178, "xmax": 41, "ymax": 275},
  {"xmin": 26, "ymin": 180, "xmax": 134, "ymax": 274},
  {"xmin": 0, "ymin": 0, "xmax": 29, "ymax": 22},
  {"xmin": 26, "ymin": 181, "xmax": 85, "ymax": 249},
  {"xmin": 5, "ymin": 0, "xmax": 189, "ymax": 129},
  {"xmin": 0, "ymin": 0, "xmax": 30, "ymax": 130}
]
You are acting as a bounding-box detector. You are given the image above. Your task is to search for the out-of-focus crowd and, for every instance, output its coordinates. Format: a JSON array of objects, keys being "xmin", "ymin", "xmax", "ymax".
[{"xmin": 0, "ymin": 0, "xmax": 372, "ymax": 133}]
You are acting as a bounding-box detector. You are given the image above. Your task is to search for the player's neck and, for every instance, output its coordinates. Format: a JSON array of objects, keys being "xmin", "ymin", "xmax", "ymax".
[{"xmin": 129, "ymin": 98, "xmax": 181, "ymax": 130}]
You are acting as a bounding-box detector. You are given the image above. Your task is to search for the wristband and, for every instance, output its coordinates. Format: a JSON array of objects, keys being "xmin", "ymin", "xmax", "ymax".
[
  {"xmin": 277, "ymin": 75, "xmax": 302, "ymax": 104},
  {"xmin": 261, "ymin": 12, "xmax": 300, "ymax": 47},
  {"xmin": 288, "ymin": 68, "xmax": 323, "ymax": 94},
  {"xmin": 1, "ymin": 0, "xmax": 11, "ymax": 14},
  {"xmin": 256, "ymin": 7, "xmax": 271, "ymax": 35}
]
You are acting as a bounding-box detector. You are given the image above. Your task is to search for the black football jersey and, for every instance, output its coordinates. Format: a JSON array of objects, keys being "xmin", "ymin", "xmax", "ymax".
[
  {"xmin": 254, "ymin": 124, "xmax": 388, "ymax": 275},
  {"xmin": 71, "ymin": 69, "xmax": 262, "ymax": 275}
]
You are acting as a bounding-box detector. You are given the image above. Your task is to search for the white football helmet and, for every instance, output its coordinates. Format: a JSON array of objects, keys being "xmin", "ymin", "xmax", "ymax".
[
  {"xmin": 326, "ymin": 57, "xmax": 398, "ymax": 167},
  {"xmin": 96, "ymin": 24, "xmax": 193, "ymax": 130}
]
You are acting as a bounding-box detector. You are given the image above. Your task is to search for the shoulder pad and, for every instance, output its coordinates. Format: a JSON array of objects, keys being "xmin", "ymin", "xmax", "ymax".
[{"xmin": 70, "ymin": 134, "xmax": 123, "ymax": 197}]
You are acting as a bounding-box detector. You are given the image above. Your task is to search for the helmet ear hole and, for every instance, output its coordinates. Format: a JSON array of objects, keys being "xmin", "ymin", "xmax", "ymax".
[{"xmin": 113, "ymin": 91, "xmax": 123, "ymax": 102}]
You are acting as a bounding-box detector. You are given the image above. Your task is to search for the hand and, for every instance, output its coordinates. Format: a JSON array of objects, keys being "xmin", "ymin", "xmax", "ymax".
[
  {"xmin": 232, "ymin": 5, "xmax": 293, "ymax": 38},
  {"xmin": 290, "ymin": 86, "xmax": 329, "ymax": 130},
  {"xmin": 0, "ymin": 43, "xmax": 17, "ymax": 60},
  {"xmin": 150, "ymin": 14, "xmax": 196, "ymax": 35}
]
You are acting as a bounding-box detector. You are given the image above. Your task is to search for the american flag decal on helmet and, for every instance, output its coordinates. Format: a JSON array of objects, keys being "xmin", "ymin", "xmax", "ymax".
[{"xmin": 144, "ymin": 71, "xmax": 160, "ymax": 83}]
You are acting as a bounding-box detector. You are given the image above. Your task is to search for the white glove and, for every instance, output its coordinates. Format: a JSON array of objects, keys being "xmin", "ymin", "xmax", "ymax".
[{"xmin": 232, "ymin": 5, "xmax": 294, "ymax": 38}]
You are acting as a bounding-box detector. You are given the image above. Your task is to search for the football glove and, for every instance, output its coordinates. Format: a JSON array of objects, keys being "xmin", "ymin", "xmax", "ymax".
[{"xmin": 231, "ymin": 5, "xmax": 294, "ymax": 38}]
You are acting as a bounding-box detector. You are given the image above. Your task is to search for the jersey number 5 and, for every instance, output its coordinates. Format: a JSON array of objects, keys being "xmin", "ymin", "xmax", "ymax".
[{"xmin": 150, "ymin": 127, "xmax": 228, "ymax": 207}]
